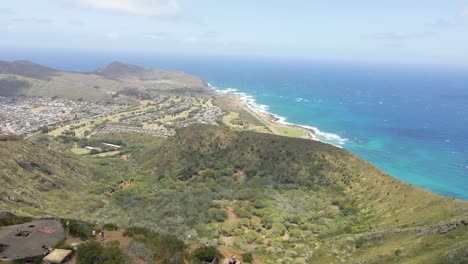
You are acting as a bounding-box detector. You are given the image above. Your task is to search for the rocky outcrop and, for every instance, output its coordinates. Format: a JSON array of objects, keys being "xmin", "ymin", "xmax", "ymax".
[{"xmin": 416, "ymin": 219, "xmax": 468, "ymax": 237}]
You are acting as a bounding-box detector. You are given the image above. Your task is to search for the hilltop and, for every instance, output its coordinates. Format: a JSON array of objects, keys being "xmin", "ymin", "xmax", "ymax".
[
  {"xmin": 0, "ymin": 60, "xmax": 58, "ymax": 80},
  {"xmin": 0, "ymin": 60, "xmax": 211, "ymax": 103},
  {"xmin": 1, "ymin": 126, "xmax": 467, "ymax": 263}
]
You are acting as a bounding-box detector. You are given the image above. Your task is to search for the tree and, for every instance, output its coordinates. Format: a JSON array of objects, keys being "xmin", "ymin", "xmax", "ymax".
[
  {"xmin": 41, "ymin": 126, "xmax": 49, "ymax": 134},
  {"xmin": 193, "ymin": 246, "xmax": 218, "ymax": 262}
]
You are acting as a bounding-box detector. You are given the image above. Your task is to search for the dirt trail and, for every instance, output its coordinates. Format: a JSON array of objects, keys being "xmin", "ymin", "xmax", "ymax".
[
  {"xmin": 218, "ymin": 246, "xmax": 264, "ymax": 264},
  {"xmin": 226, "ymin": 207, "xmax": 240, "ymax": 222}
]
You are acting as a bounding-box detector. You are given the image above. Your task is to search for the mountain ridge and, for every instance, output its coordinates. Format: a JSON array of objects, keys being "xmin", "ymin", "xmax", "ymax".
[{"xmin": 0, "ymin": 60, "xmax": 211, "ymax": 101}]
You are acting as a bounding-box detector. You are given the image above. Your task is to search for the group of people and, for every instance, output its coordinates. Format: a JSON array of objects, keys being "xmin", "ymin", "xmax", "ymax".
[{"xmin": 91, "ymin": 229, "xmax": 105, "ymax": 241}]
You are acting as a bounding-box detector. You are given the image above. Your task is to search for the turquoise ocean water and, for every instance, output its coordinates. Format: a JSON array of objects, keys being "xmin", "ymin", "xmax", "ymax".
[{"xmin": 2, "ymin": 51, "xmax": 467, "ymax": 199}]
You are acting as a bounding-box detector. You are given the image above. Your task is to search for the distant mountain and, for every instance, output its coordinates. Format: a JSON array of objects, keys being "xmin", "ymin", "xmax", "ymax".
[
  {"xmin": 95, "ymin": 61, "xmax": 147, "ymax": 79},
  {"xmin": 0, "ymin": 60, "xmax": 58, "ymax": 80},
  {"xmin": 0, "ymin": 60, "xmax": 211, "ymax": 101},
  {"xmin": 95, "ymin": 61, "xmax": 210, "ymax": 92}
]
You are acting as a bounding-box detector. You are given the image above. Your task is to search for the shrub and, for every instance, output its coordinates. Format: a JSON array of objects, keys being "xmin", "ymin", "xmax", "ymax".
[
  {"xmin": 0, "ymin": 216, "xmax": 33, "ymax": 227},
  {"xmin": 76, "ymin": 241, "xmax": 124, "ymax": 264},
  {"xmin": 271, "ymin": 223, "xmax": 287, "ymax": 236},
  {"xmin": 61, "ymin": 219, "xmax": 94, "ymax": 240},
  {"xmin": 90, "ymin": 149, "xmax": 100, "ymax": 155},
  {"xmin": 355, "ymin": 236, "xmax": 366, "ymax": 249},
  {"xmin": 209, "ymin": 209, "xmax": 228, "ymax": 222},
  {"xmin": 242, "ymin": 252, "xmax": 254, "ymax": 263},
  {"xmin": 445, "ymin": 244, "xmax": 468, "ymax": 264},
  {"xmin": 193, "ymin": 246, "xmax": 218, "ymax": 262},
  {"xmin": 103, "ymin": 223, "xmax": 119, "ymax": 231},
  {"xmin": 54, "ymin": 239, "xmax": 74, "ymax": 251},
  {"xmin": 124, "ymin": 227, "xmax": 185, "ymax": 264}
]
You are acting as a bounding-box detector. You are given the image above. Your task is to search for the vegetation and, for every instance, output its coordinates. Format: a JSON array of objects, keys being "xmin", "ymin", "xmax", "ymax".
[
  {"xmin": 0, "ymin": 215, "xmax": 32, "ymax": 227},
  {"xmin": 123, "ymin": 227, "xmax": 185, "ymax": 263},
  {"xmin": 0, "ymin": 125, "xmax": 467, "ymax": 263},
  {"xmin": 61, "ymin": 219, "xmax": 96, "ymax": 240},
  {"xmin": 76, "ymin": 241, "xmax": 124, "ymax": 264},
  {"xmin": 103, "ymin": 223, "xmax": 119, "ymax": 231},
  {"xmin": 242, "ymin": 252, "xmax": 254, "ymax": 263},
  {"xmin": 192, "ymin": 246, "xmax": 219, "ymax": 263}
]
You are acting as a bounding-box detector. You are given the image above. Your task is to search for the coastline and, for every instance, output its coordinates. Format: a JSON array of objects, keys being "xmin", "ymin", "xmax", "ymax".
[
  {"xmin": 211, "ymin": 84, "xmax": 319, "ymax": 141},
  {"xmin": 243, "ymin": 101, "xmax": 319, "ymax": 141}
]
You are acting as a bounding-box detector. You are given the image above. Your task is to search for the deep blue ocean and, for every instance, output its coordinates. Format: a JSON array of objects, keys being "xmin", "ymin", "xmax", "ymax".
[{"xmin": 2, "ymin": 50, "xmax": 467, "ymax": 199}]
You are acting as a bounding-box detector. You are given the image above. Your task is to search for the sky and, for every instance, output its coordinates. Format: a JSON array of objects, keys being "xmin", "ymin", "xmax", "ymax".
[{"xmin": 1, "ymin": 0, "xmax": 468, "ymax": 65}]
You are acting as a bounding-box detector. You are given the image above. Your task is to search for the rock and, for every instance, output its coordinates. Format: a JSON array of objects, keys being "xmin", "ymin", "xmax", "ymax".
[
  {"xmin": 416, "ymin": 220, "xmax": 464, "ymax": 237},
  {"xmin": 367, "ymin": 232, "xmax": 383, "ymax": 240}
]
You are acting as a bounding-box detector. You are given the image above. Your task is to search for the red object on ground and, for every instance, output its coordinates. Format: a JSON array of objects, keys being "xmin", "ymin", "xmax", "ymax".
[{"xmin": 40, "ymin": 226, "xmax": 55, "ymax": 234}]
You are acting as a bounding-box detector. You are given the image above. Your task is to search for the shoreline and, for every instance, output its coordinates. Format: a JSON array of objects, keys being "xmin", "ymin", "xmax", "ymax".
[{"xmin": 211, "ymin": 85, "xmax": 319, "ymax": 141}]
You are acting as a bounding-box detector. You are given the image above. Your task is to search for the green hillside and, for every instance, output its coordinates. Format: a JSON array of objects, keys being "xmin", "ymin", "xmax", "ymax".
[{"xmin": 1, "ymin": 126, "xmax": 467, "ymax": 263}]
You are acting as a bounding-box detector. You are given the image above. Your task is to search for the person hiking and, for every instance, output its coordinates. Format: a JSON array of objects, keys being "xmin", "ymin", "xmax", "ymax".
[
  {"xmin": 100, "ymin": 229, "xmax": 104, "ymax": 241},
  {"xmin": 229, "ymin": 256, "xmax": 237, "ymax": 264},
  {"xmin": 92, "ymin": 229, "xmax": 96, "ymax": 239}
]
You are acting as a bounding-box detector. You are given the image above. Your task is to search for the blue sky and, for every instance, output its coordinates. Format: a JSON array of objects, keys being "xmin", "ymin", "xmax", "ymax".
[{"xmin": 1, "ymin": 0, "xmax": 468, "ymax": 65}]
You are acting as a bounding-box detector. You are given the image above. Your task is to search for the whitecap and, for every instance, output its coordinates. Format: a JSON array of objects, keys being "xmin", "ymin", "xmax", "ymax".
[
  {"xmin": 207, "ymin": 85, "xmax": 348, "ymax": 147},
  {"xmin": 297, "ymin": 125, "xmax": 348, "ymax": 146},
  {"xmin": 295, "ymin": 97, "xmax": 310, "ymax": 103}
]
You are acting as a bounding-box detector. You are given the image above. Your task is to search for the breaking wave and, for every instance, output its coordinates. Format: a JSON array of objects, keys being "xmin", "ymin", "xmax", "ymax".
[{"xmin": 209, "ymin": 83, "xmax": 348, "ymax": 147}]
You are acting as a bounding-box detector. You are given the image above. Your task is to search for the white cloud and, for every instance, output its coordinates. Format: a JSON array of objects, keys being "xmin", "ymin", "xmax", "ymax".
[
  {"xmin": 106, "ymin": 32, "xmax": 121, "ymax": 39},
  {"xmin": 150, "ymin": 32, "xmax": 168, "ymax": 40},
  {"xmin": 361, "ymin": 32, "xmax": 434, "ymax": 41},
  {"xmin": 182, "ymin": 36, "xmax": 199, "ymax": 44},
  {"xmin": 77, "ymin": 0, "xmax": 180, "ymax": 16},
  {"xmin": 464, "ymin": 7, "xmax": 468, "ymax": 17},
  {"xmin": 6, "ymin": 25, "xmax": 16, "ymax": 31}
]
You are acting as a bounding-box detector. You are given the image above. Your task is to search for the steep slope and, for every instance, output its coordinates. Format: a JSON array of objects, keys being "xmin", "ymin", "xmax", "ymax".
[
  {"xmin": 97, "ymin": 126, "xmax": 468, "ymax": 263},
  {"xmin": 0, "ymin": 138, "xmax": 102, "ymax": 216},
  {"xmin": 1, "ymin": 126, "xmax": 467, "ymax": 263}
]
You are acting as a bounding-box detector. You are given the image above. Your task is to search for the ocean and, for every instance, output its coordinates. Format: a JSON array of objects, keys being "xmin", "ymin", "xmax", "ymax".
[{"xmin": 2, "ymin": 50, "xmax": 467, "ymax": 199}]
